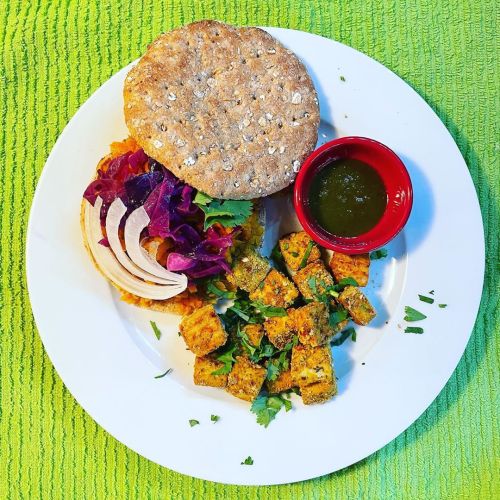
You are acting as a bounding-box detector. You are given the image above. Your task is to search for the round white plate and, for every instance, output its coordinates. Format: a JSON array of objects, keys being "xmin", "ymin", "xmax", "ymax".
[{"xmin": 27, "ymin": 28, "xmax": 484, "ymax": 485}]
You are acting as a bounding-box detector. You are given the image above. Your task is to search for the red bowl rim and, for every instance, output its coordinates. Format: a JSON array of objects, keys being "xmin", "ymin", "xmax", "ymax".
[{"xmin": 293, "ymin": 136, "xmax": 413, "ymax": 254}]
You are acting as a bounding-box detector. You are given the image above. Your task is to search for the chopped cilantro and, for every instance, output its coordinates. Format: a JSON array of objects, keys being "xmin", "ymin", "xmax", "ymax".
[
  {"xmin": 370, "ymin": 248, "xmax": 388, "ymax": 260},
  {"xmin": 211, "ymin": 343, "xmax": 237, "ymax": 375},
  {"xmin": 331, "ymin": 328, "xmax": 356, "ymax": 346},
  {"xmin": 195, "ymin": 196, "xmax": 253, "ymax": 230},
  {"xmin": 439, "ymin": 304, "xmax": 448, "ymax": 308},
  {"xmin": 289, "ymin": 251, "xmax": 299, "ymax": 257},
  {"xmin": 298, "ymin": 240, "xmax": 314, "ymax": 269},
  {"xmin": 405, "ymin": 326, "xmax": 424, "ymax": 334},
  {"xmin": 404, "ymin": 306, "xmax": 427, "ymax": 322},
  {"xmin": 251, "ymin": 302, "xmax": 287, "ymax": 317},
  {"xmin": 150, "ymin": 321, "xmax": 162, "ymax": 340},
  {"xmin": 266, "ymin": 362, "xmax": 281, "ymax": 381},
  {"xmin": 189, "ymin": 419, "xmax": 200, "ymax": 427},
  {"xmin": 340, "ymin": 75, "xmax": 346, "ymax": 82},
  {"xmin": 329, "ymin": 307, "xmax": 349, "ymax": 327},
  {"xmin": 207, "ymin": 282, "xmax": 235, "ymax": 299},
  {"xmin": 270, "ymin": 243, "xmax": 288, "ymax": 274},
  {"xmin": 429, "ymin": 290, "xmax": 435, "ymax": 295},
  {"xmin": 228, "ymin": 306, "xmax": 250, "ymax": 322},
  {"xmin": 210, "ymin": 414, "xmax": 220, "ymax": 423},
  {"xmin": 154, "ymin": 368, "xmax": 172, "ymax": 379},
  {"xmin": 193, "ymin": 191, "xmax": 213, "ymax": 205},
  {"xmin": 251, "ymin": 393, "xmax": 292, "ymax": 427},
  {"xmin": 241, "ymin": 456, "xmax": 254, "ymax": 465},
  {"xmin": 307, "ymin": 276, "xmax": 318, "ymax": 295},
  {"xmin": 418, "ymin": 294, "xmax": 434, "ymax": 304}
]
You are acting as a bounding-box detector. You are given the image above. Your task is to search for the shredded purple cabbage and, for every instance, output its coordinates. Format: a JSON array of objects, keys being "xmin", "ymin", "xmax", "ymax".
[{"xmin": 83, "ymin": 149, "xmax": 237, "ymax": 280}]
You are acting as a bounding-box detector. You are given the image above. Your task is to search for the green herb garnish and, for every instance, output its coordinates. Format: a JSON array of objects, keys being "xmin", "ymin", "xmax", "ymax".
[
  {"xmin": 404, "ymin": 306, "xmax": 427, "ymax": 322},
  {"xmin": 150, "ymin": 321, "xmax": 162, "ymax": 340},
  {"xmin": 207, "ymin": 282, "xmax": 235, "ymax": 300},
  {"xmin": 418, "ymin": 294, "xmax": 434, "ymax": 304},
  {"xmin": 270, "ymin": 243, "xmax": 288, "ymax": 274},
  {"xmin": 340, "ymin": 75, "xmax": 346, "ymax": 82},
  {"xmin": 429, "ymin": 290, "xmax": 435, "ymax": 295},
  {"xmin": 251, "ymin": 393, "xmax": 292, "ymax": 427},
  {"xmin": 251, "ymin": 302, "xmax": 287, "ymax": 317},
  {"xmin": 289, "ymin": 251, "xmax": 299, "ymax": 257},
  {"xmin": 211, "ymin": 414, "xmax": 220, "ymax": 423},
  {"xmin": 211, "ymin": 343, "xmax": 238, "ymax": 375},
  {"xmin": 241, "ymin": 456, "xmax": 254, "ymax": 465},
  {"xmin": 196, "ymin": 198, "xmax": 253, "ymax": 230},
  {"xmin": 228, "ymin": 306, "xmax": 250, "ymax": 322},
  {"xmin": 329, "ymin": 307, "xmax": 349, "ymax": 327},
  {"xmin": 438, "ymin": 304, "xmax": 448, "ymax": 308},
  {"xmin": 405, "ymin": 326, "xmax": 424, "ymax": 334},
  {"xmin": 298, "ymin": 240, "xmax": 314, "ymax": 269},
  {"xmin": 189, "ymin": 419, "xmax": 200, "ymax": 427},
  {"xmin": 193, "ymin": 191, "xmax": 213, "ymax": 205},
  {"xmin": 154, "ymin": 368, "xmax": 172, "ymax": 379},
  {"xmin": 331, "ymin": 327, "xmax": 356, "ymax": 346},
  {"xmin": 370, "ymin": 248, "xmax": 388, "ymax": 260}
]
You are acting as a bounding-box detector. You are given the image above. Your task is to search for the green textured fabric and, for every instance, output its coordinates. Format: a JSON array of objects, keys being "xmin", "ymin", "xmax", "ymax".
[{"xmin": 1, "ymin": 0, "xmax": 498, "ymax": 498}]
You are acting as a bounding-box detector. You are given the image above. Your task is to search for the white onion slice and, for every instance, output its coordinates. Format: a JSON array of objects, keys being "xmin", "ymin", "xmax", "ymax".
[
  {"xmin": 105, "ymin": 199, "xmax": 174, "ymax": 285},
  {"xmin": 124, "ymin": 206, "xmax": 186, "ymax": 284},
  {"xmin": 84, "ymin": 198, "xmax": 187, "ymax": 300}
]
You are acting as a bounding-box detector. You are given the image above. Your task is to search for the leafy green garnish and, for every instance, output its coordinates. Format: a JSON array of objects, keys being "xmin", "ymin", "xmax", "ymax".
[
  {"xmin": 266, "ymin": 362, "xmax": 281, "ymax": 382},
  {"xmin": 241, "ymin": 456, "xmax": 254, "ymax": 465},
  {"xmin": 418, "ymin": 294, "xmax": 434, "ymax": 304},
  {"xmin": 331, "ymin": 327, "xmax": 356, "ymax": 346},
  {"xmin": 251, "ymin": 302, "xmax": 287, "ymax": 317},
  {"xmin": 370, "ymin": 248, "xmax": 388, "ymax": 260},
  {"xmin": 197, "ymin": 199, "xmax": 253, "ymax": 230},
  {"xmin": 429, "ymin": 290, "xmax": 435, "ymax": 295},
  {"xmin": 211, "ymin": 343, "xmax": 238, "ymax": 375},
  {"xmin": 206, "ymin": 282, "xmax": 235, "ymax": 300},
  {"xmin": 193, "ymin": 191, "xmax": 213, "ymax": 205},
  {"xmin": 290, "ymin": 251, "xmax": 299, "ymax": 257},
  {"xmin": 265, "ymin": 337, "xmax": 297, "ymax": 381},
  {"xmin": 307, "ymin": 276, "xmax": 318, "ymax": 296},
  {"xmin": 405, "ymin": 326, "xmax": 424, "ymax": 334},
  {"xmin": 251, "ymin": 393, "xmax": 292, "ymax": 427},
  {"xmin": 270, "ymin": 243, "xmax": 288, "ymax": 275},
  {"xmin": 189, "ymin": 419, "xmax": 200, "ymax": 427},
  {"xmin": 150, "ymin": 321, "xmax": 162, "ymax": 340},
  {"xmin": 211, "ymin": 414, "xmax": 220, "ymax": 423},
  {"xmin": 329, "ymin": 307, "xmax": 349, "ymax": 327},
  {"xmin": 154, "ymin": 368, "xmax": 172, "ymax": 379},
  {"xmin": 340, "ymin": 75, "xmax": 346, "ymax": 82},
  {"xmin": 298, "ymin": 240, "xmax": 314, "ymax": 269},
  {"xmin": 438, "ymin": 304, "xmax": 448, "ymax": 308},
  {"xmin": 228, "ymin": 306, "xmax": 250, "ymax": 322},
  {"xmin": 404, "ymin": 306, "xmax": 427, "ymax": 322}
]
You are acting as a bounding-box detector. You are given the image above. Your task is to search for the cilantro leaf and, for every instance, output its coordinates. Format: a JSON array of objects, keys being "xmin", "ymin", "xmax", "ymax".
[
  {"xmin": 405, "ymin": 326, "xmax": 424, "ymax": 334},
  {"xmin": 189, "ymin": 419, "xmax": 200, "ymax": 427},
  {"xmin": 211, "ymin": 414, "xmax": 220, "ymax": 423},
  {"xmin": 241, "ymin": 456, "xmax": 254, "ymax": 465},
  {"xmin": 404, "ymin": 306, "xmax": 427, "ymax": 322},
  {"xmin": 331, "ymin": 327, "xmax": 356, "ymax": 346},
  {"xmin": 198, "ymin": 199, "xmax": 253, "ymax": 230},
  {"xmin": 270, "ymin": 243, "xmax": 288, "ymax": 274},
  {"xmin": 329, "ymin": 307, "xmax": 349, "ymax": 327},
  {"xmin": 206, "ymin": 282, "xmax": 235, "ymax": 300},
  {"xmin": 193, "ymin": 191, "xmax": 213, "ymax": 205},
  {"xmin": 418, "ymin": 294, "xmax": 434, "ymax": 304},
  {"xmin": 370, "ymin": 248, "xmax": 388, "ymax": 260},
  {"xmin": 251, "ymin": 394, "xmax": 292, "ymax": 427},
  {"xmin": 154, "ymin": 368, "xmax": 172, "ymax": 379},
  {"xmin": 228, "ymin": 305, "xmax": 250, "ymax": 322},
  {"xmin": 438, "ymin": 303, "xmax": 447, "ymax": 308},
  {"xmin": 251, "ymin": 302, "xmax": 287, "ymax": 317},
  {"xmin": 150, "ymin": 321, "xmax": 162, "ymax": 340},
  {"xmin": 211, "ymin": 343, "xmax": 237, "ymax": 375},
  {"xmin": 266, "ymin": 361, "xmax": 281, "ymax": 381},
  {"xmin": 298, "ymin": 240, "xmax": 314, "ymax": 269}
]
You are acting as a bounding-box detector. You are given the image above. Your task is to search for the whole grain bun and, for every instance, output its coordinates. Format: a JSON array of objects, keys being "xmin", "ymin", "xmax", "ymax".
[{"xmin": 124, "ymin": 20, "xmax": 320, "ymax": 200}]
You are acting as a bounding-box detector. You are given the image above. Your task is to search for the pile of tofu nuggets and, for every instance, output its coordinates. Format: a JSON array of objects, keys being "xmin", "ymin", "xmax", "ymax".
[{"xmin": 179, "ymin": 231, "xmax": 376, "ymax": 407}]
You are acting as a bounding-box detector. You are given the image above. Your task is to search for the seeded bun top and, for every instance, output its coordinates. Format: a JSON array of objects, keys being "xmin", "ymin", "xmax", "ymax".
[{"xmin": 124, "ymin": 20, "xmax": 320, "ymax": 199}]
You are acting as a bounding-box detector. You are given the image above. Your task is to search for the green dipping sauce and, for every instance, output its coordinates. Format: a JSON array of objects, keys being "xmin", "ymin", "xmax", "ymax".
[{"xmin": 307, "ymin": 158, "xmax": 387, "ymax": 237}]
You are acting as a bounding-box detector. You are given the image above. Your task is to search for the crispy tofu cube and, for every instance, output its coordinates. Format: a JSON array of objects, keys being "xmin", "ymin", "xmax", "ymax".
[
  {"xmin": 329, "ymin": 252, "xmax": 370, "ymax": 287},
  {"xmin": 291, "ymin": 344, "xmax": 333, "ymax": 387},
  {"xmin": 294, "ymin": 302, "xmax": 333, "ymax": 346},
  {"xmin": 226, "ymin": 356, "xmax": 266, "ymax": 402},
  {"xmin": 227, "ymin": 247, "xmax": 270, "ymax": 292},
  {"xmin": 266, "ymin": 369, "xmax": 294, "ymax": 394},
  {"xmin": 193, "ymin": 356, "xmax": 228, "ymax": 388},
  {"xmin": 263, "ymin": 310, "xmax": 296, "ymax": 349},
  {"xmin": 301, "ymin": 380, "xmax": 337, "ymax": 405},
  {"xmin": 293, "ymin": 261, "xmax": 335, "ymax": 300},
  {"xmin": 249, "ymin": 269, "xmax": 299, "ymax": 308},
  {"xmin": 337, "ymin": 286, "xmax": 376, "ymax": 325},
  {"xmin": 242, "ymin": 324, "xmax": 264, "ymax": 347},
  {"xmin": 179, "ymin": 305, "xmax": 228, "ymax": 356},
  {"xmin": 279, "ymin": 231, "xmax": 321, "ymax": 271}
]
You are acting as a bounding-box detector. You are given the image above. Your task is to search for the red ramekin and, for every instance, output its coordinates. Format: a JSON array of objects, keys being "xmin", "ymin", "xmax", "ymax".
[{"xmin": 293, "ymin": 136, "xmax": 413, "ymax": 254}]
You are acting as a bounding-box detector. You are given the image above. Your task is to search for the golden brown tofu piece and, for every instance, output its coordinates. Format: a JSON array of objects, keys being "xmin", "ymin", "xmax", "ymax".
[
  {"xmin": 263, "ymin": 310, "xmax": 296, "ymax": 349},
  {"xmin": 227, "ymin": 247, "xmax": 270, "ymax": 293},
  {"xmin": 301, "ymin": 380, "xmax": 337, "ymax": 405},
  {"xmin": 193, "ymin": 356, "xmax": 228, "ymax": 388},
  {"xmin": 294, "ymin": 302, "xmax": 333, "ymax": 346},
  {"xmin": 179, "ymin": 305, "xmax": 228, "ymax": 356},
  {"xmin": 337, "ymin": 286, "xmax": 376, "ymax": 325},
  {"xmin": 243, "ymin": 324, "xmax": 264, "ymax": 347},
  {"xmin": 329, "ymin": 252, "xmax": 370, "ymax": 287},
  {"xmin": 291, "ymin": 344, "xmax": 334, "ymax": 387},
  {"xmin": 266, "ymin": 369, "xmax": 294, "ymax": 394},
  {"xmin": 293, "ymin": 261, "xmax": 335, "ymax": 300},
  {"xmin": 279, "ymin": 231, "xmax": 321, "ymax": 271},
  {"xmin": 249, "ymin": 269, "xmax": 299, "ymax": 308},
  {"xmin": 226, "ymin": 356, "xmax": 267, "ymax": 402}
]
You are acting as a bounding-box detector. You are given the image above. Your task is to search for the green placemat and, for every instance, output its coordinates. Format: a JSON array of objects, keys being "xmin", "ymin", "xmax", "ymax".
[{"xmin": 1, "ymin": 1, "xmax": 498, "ymax": 498}]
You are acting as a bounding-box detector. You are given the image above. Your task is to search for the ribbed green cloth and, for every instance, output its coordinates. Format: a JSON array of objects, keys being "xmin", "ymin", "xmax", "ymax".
[{"xmin": 1, "ymin": 0, "xmax": 498, "ymax": 498}]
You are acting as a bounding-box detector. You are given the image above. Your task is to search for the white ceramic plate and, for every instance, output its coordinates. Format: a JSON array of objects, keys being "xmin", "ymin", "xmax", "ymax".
[{"xmin": 27, "ymin": 28, "xmax": 484, "ymax": 485}]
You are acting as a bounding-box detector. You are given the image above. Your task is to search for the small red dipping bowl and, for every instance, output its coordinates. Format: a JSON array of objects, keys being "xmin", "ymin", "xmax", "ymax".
[{"xmin": 294, "ymin": 136, "xmax": 413, "ymax": 254}]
